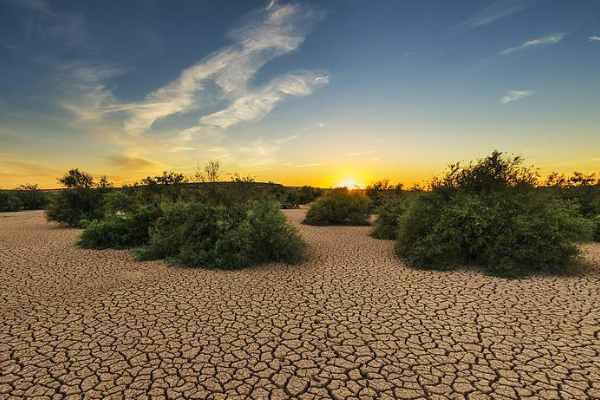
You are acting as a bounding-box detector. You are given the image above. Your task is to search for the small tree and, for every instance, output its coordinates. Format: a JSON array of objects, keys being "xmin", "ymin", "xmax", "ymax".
[
  {"xmin": 45, "ymin": 169, "xmax": 112, "ymax": 227},
  {"xmin": 196, "ymin": 160, "xmax": 222, "ymax": 199}
]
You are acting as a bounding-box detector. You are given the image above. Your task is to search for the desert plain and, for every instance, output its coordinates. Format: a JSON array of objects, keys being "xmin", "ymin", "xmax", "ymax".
[{"xmin": 1, "ymin": 209, "xmax": 599, "ymax": 400}]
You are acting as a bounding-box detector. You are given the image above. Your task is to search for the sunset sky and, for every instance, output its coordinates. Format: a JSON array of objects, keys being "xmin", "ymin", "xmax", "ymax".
[{"xmin": 1, "ymin": 0, "xmax": 599, "ymax": 188}]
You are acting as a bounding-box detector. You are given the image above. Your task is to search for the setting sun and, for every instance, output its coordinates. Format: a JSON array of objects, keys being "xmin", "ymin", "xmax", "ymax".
[{"xmin": 335, "ymin": 179, "xmax": 366, "ymax": 190}]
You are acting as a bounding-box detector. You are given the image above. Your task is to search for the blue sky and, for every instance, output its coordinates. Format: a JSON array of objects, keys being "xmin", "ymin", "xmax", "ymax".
[{"xmin": 1, "ymin": 0, "xmax": 599, "ymax": 188}]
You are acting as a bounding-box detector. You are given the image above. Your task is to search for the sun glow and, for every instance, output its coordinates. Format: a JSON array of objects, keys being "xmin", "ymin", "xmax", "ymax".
[{"xmin": 335, "ymin": 178, "xmax": 366, "ymax": 190}]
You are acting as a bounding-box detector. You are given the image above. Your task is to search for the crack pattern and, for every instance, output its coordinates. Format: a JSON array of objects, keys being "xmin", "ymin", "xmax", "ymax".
[{"xmin": 1, "ymin": 210, "xmax": 599, "ymax": 400}]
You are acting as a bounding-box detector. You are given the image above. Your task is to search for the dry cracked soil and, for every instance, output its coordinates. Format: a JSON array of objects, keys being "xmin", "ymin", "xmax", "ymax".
[{"xmin": 1, "ymin": 210, "xmax": 600, "ymax": 400}]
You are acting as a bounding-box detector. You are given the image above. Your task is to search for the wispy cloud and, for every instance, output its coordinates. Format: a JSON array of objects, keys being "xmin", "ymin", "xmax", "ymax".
[
  {"xmin": 500, "ymin": 90, "xmax": 536, "ymax": 104},
  {"xmin": 590, "ymin": 36, "xmax": 600, "ymax": 42},
  {"xmin": 295, "ymin": 163, "xmax": 320, "ymax": 168},
  {"xmin": 106, "ymin": 154, "xmax": 161, "ymax": 171},
  {"xmin": 199, "ymin": 72, "xmax": 328, "ymax": 128},
  {"xmin": 117, "ymin": 2, "xmax": 327, "ymax": 136},
  {"xmin": 449, "ymin": 0, "xmax": 535, "ymax": 34},
  {"xmin": 348, "ymin": 150, "xmax": 376, "ymax": 157},
  {"xmin": 54, "ymin": 61, "xmax": 129, "ymax": 121},
  {"xmin": 499, "ymin": 33, "xmax": 565, "ymax": 55},
  {"xmin": 7, "ymin": 0, "xmax": 50, "ymax": 13}
]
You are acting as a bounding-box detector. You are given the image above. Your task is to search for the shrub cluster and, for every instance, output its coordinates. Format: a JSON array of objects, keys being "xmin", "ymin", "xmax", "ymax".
[
  {"xmin": 45, "ymin": 169, "xmax": 112, "ymax": 227},
  {"xmin": 78, "ymin": 162, "xmax": 307, "ymax": 270},
  {"xmin": 268, "ymin": 185, "xmax": 323, "ymax": 209},
  {"xmin": 0, "ymin": 185, "xmax": 48, "ymax": 212},
  {"xmin": 138, "ymin": 200, "xmax": 306, "ymax": 269},
  {"xmin": 303, "ymin": 188, "xmax": 370, "ymax": 226},
  {"xmin": 395, "ymin": 151, "xmax": 593, "ymax": 277}
]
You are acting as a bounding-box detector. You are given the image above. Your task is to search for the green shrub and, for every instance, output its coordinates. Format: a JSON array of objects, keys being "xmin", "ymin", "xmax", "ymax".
[
  {"xmin": 366, "ymin": 179, "xmax": 403, "ymax": 211},
  {"xmin": 297, "ymin": 186, "xmax": 323, "ymax": 204},
  {"xmin": 372, "ymin": 195, "xmax": 410, "ymax": 239},
  {"xmin": 269, "ymin": 185, "xmax": 301, "ymax": 209},
  {"xmin": 395, "ymin": 151, "xmax": 593, "ymax": 277},
  {"xmin": 14, "ymin": 184, "xmax": 48, "ymax": 210},
  {"xmin": 45, "ymin": 169, "xmax": 112, "ymax": 227},
  {"xmin": 140, "ymin": 199, "xmax": 306, "ymax": 269},
  {"xmin": 0, "ymin": 190, "xmax": 22, "ymax": 212},
  {"xmin": 303, "ymin": 188, "xmax": 370, "ymax": 226},
  {"xmin": 591, "ymin": 215, "xmax": 600, "ymax": 242},
  {"xmin": 78, "ymin": 203, "xmax": 161, "ymax": 249}
]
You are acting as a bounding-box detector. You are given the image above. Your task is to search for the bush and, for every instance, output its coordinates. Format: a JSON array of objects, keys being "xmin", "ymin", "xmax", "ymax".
[
  {"xmin": 140, "ymin": 199, "xmax": 306, "ymax": 269},
  {"xmin": 269, "ymin": 185, "xmax": 301, "ymax": 209},
  {"xmin": 45, "ymin": 169, "xmax": 112, "ymax": 227},
  {"xmin": 78, "ymin": 202, "xmax": 161, "ymax": 249},
  {"xmin": 366, "ymin": 179, "xmax": 403, "ymax": 211},
  {"xmin": 372, "ymin": 195, "xmax": 412, "ymax": 239},
  {"xmin": 303, "ymin": 188, "xmax": 370, "ymax": 226},
  {"xmin": 544, "ymin": 171, "xmax": 600, "ymax": 242},
  {"xmin": 14, "ymin": 184, "xmax": 48, "ymax": 210},
  {"xmin": 395, "ymin": 151, "xmax": 593, "ymax": 277},
  {"xmin": 297, "ymin": 186, "xmax": 323, "ymax": 204},
  {"xmin": 592, "ymin": 215, "xmax": 600, "ymax": 242},
  {"xmin": 0, "ymin": 190, "xmax": 22, "ymax": 212}
]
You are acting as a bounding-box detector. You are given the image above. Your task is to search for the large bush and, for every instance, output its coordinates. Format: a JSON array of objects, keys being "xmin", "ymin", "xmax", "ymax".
[
  {"xmin": 303, "ymin": 188, "xmax": 370, "ymax": 226},
  {"xmin": 395, "ymin": 151, "xmax": 593, "ymax": 277},
  {"xmin": 45, "ymin": 169, "xmax": 112, "ymax": 227},
  {"xmin": 78, "ymin": 176, "xmax": 185, "ymax": 249},
  {"xmin": 372, "ymin": 195, "xmax": 413, "ymax": 239},
  {"xmin": 139, "ymin": 199, "xmax": 306, "ymax": 269}
]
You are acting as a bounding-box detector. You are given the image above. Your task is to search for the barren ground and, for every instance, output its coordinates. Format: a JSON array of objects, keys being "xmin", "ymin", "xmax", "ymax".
[{"xmin": 1, "ymin": 210, "xmax": 599, "ymax": 400}]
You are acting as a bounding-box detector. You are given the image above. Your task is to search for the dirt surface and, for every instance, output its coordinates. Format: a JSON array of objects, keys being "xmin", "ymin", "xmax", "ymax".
[{"xmin": 1, "ymin": 210, "xmax": 599, "ymax": 400}]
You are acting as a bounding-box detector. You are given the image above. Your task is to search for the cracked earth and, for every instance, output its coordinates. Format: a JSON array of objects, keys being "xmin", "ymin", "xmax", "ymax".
[{"xmin": 1, "ymin": 210, "xmax": 600, "ymax": 400}]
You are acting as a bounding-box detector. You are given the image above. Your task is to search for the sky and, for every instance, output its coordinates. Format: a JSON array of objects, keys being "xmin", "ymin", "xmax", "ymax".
[{"xmin": 0, "ymin": 0, "xmax": 599, "ymax": 189}]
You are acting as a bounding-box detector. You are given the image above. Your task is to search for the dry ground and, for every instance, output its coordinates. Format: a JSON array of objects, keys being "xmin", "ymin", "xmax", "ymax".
[{"xmin": 1, "ymin": 210, "xmax": 599, "ymax": 400}]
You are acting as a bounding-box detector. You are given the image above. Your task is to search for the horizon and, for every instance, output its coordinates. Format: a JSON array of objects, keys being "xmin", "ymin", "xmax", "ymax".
[{"xmin": 1, "ymin": 0, "xmax": 599, "ymax": 189}]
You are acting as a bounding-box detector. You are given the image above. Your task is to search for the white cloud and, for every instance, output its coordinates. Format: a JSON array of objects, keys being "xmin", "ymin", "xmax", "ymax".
[
  {"xmin": 590, "ymin": 36, "xmax": 600, "ymax": 42},
  {"xmin": 118, "ymin": 2, "xmax": 327, "ymax": 136},
  {"xmin": 53, "ymin": 61, "xmax": 129, "ymax": 121},
  {"xmin": 500, "ymin": 90, "xmax": 536, "ymax": 104},
  {"xmin": 500, "ymin": 33, "xmax": 565, "ymax": 55},
  {"xmin": 200, "ymin": 72, "xmax": 328, "ymax": 128},
  {"xmin": 449, "ymin": 0, "xmax": 534, "ymax": 34}
]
